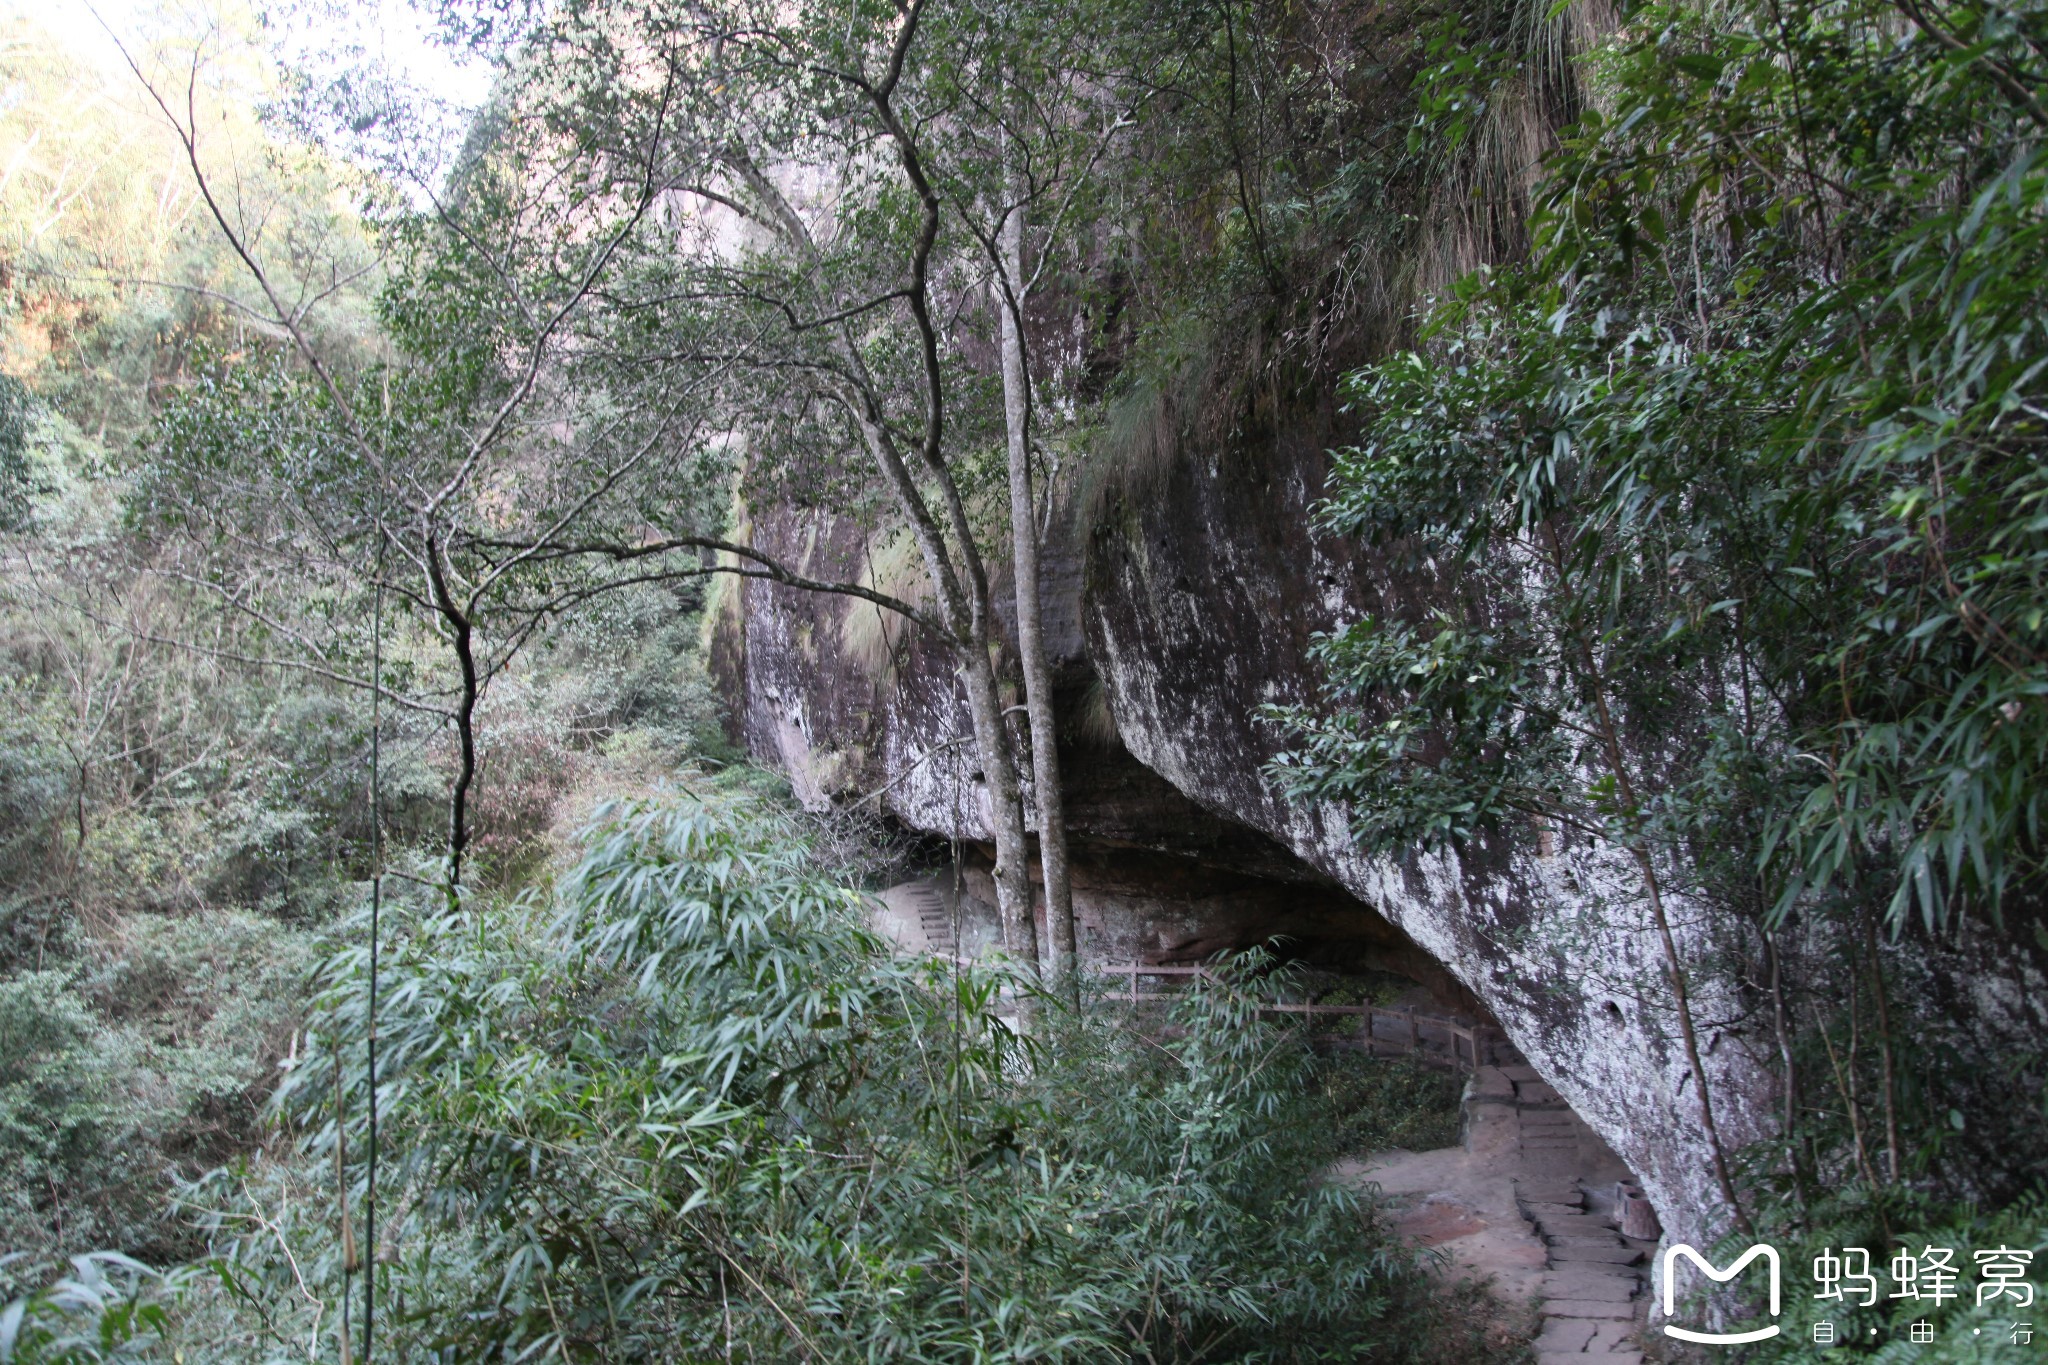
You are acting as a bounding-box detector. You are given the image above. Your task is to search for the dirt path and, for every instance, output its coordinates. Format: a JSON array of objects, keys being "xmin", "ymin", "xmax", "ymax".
[
  {"xmin": 869, "ymin": 887, "xmax": 1658, "ymax": 1360},
  {"xmin": 1333, "ymin": 1055, "xmax": 1656, "ymax": 1365}
]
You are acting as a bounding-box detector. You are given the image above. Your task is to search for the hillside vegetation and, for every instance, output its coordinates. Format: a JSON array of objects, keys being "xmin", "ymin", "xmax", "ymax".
[{"xmin": 2, "ymin": 0, "xmax": 2047, "ymax": 1358}]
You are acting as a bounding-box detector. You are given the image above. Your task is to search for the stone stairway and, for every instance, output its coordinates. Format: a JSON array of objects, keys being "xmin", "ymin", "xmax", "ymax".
[
  {"xmin": 1517, "ymin": 1177, "xmax": 1649, "ymax": 1364},
  {"xmin": 1459, "ymin": 1053, "xmax": 1651, "ymax": 1362},
  {"xmin": 899, "ymin": 881, "xmax": 955, "ymax": 955}
]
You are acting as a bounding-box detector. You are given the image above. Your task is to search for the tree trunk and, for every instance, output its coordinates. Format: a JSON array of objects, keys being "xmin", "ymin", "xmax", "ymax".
[
  {"xmin": 425, "ymin": 538, "xmax": 476, "ymax": 896},
  {"xmin": 756, "ymin": 40, "xmax": 1044, "ymax": 978},
  {"xmin": 1543, "ymin": 520, "xmax": 1748, "ymax": 1232},
  {"xmin": 842, "ymin": 400, "xmax": 1039, "ymax": 976},
  {"xmin": 996, "ymin": 191, "xmax": 1076, "ymax": 986},
  {"xmin": 959, "ymin": 637, "xmax": 1038, "ymax": 971}
]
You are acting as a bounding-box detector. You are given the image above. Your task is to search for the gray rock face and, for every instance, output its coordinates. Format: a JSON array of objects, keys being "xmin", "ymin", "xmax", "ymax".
[
  {"xmin": 1074, "ymin": 431, "xmax": 1780, "ymax": 1254},
  {"xmin": 715, "ymin": 433, "xmax": 1778, "ymax": 1251}
]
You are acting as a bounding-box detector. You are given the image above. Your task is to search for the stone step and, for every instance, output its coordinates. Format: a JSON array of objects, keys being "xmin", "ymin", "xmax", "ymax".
[
  {"xmin": 1541, "ymin": 1299, "xmax": 1638, "ymax": 1321},
  {"xmin": 1516, "ymin": 1180, "xmax": 1584, "ymax": 1205},
  {"xmin": 1536, "ymin": 1215, "xmax": 1622, "ymax": 1232},
  {"xmin": 1520, "ymin": 1201, "xmax": 1586, "ymax": 1220},
  {"xmin": 1541, "ymin": 1273, "xmax": 1641, "ymax": 1303},
  {"xmin": 1500, "ymin": 1064, "xmax": 1542, "ymax": 1082},
  {"xmin": 1549, "ymin": 1245, "xmax": 1645, "ymax": 1265},
  {"xmin": 1587, "ymin": 1322, "xmax": 1641, "ymax": 1352},
  {"xmin": 1535, "ymin": 1320, "xmax": 1598, "ymax": 1354},
  {"xmin": 1523, "ymin": 1151, "xmax": 1588, "ymax": 1176}
]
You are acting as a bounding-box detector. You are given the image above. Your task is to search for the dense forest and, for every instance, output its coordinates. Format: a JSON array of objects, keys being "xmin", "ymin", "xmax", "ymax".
[{"xmin": 1, "ymin": 0, "xmax": 2045, "ymax": 1360}]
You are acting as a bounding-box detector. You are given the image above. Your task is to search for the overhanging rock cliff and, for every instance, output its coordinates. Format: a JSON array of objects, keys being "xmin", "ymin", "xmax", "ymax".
[{"xmin": 713, "ymin": 427, "xmax": 1776, "ymax": 1253}]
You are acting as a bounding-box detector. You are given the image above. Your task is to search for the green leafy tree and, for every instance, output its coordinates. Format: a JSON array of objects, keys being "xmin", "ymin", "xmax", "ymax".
[{"xmin": 1271, "ymin": 0, "xmax": 2048, "ymax": 1227}]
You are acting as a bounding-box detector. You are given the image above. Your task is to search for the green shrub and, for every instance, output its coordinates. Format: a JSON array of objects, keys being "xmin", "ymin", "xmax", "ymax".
[
  {"xmin": 167, "ymin": 794, "xmax": 1469, "ymax": 1362},
  {"xmin": 0, "ymin": 1252, "xmax": 182, "ymax": 1364},
  {"xmin": 0, "ymin": 974, "xmax": 140, "ymax": 1300},
  {"xmin": 1320, "ymin": 1055, "xmax": 1466, "ymax": 1156},
  {"xmin": 0, "ymin": 910, "xmax": 315, "ymax": 1303}
]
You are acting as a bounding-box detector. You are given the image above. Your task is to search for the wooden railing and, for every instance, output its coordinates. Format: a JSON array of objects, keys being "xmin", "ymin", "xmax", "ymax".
[{"xmin": 1095, "ymin": 962, "xmax": 1499, "ymax": 1072}]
